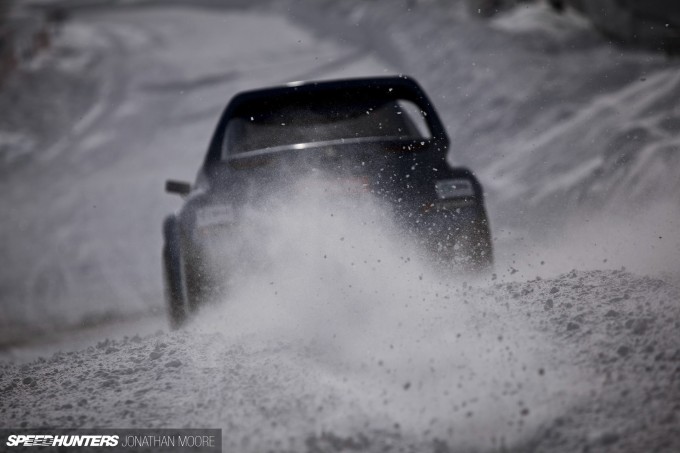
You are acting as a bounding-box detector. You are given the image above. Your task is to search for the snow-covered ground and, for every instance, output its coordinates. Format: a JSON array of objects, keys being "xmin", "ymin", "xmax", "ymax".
[
  {"xmin": 3, "ymin": 260, "xmax": 679, "ymax": 451},
  {"xmin": 1, "ymin": 0, "xmax": 679, "ymax": 452},
  {"xmin": 0, "ymin": 19, "xmax": 102, "ymax": 165}
]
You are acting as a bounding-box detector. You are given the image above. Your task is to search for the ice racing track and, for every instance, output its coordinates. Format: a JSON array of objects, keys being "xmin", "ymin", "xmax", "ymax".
[{"xmin": 0, "ymin": 1, "xmax": 679, "ymax": 452}]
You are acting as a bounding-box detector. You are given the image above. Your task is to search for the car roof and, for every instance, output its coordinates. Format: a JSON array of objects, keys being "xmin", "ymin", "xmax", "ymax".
[
  {"xmin": 202, "ymin": 75, "xmax": 448, "ymax": 167},
  {"xmin": 228, "ymin": 75, "xmax": 433, "ymax": 113}
]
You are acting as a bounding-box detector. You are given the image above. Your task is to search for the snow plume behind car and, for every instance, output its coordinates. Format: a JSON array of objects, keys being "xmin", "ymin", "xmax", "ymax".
[{"xmin": 188, "ymin": 176, "xmax": 592, "ymax": 450}]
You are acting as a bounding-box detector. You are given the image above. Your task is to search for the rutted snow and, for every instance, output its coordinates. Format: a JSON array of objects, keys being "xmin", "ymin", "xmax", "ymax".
[{"xmin": 0, "ymin": 21, "xmax": 103, "ymax": 165}]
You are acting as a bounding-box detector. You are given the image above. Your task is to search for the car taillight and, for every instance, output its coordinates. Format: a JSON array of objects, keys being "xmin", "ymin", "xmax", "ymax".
[
  {"xmin": 434, "ymin": 179, "xmax": 474, "ymax": 199},
  {"xmin": 421, "ymin": 178, "xmax": 476, "ymax": 213}
]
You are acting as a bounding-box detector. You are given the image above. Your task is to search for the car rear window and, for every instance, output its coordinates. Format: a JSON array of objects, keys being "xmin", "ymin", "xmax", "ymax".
[{"xmin": 222, "ymin": 99, "xmax": 431, "ymax": 156}]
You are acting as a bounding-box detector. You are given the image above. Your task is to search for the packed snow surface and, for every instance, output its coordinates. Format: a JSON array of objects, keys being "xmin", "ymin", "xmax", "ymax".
[{"xmin": 1, "ymin": 1, "xmax": 680, "ymax": 452}]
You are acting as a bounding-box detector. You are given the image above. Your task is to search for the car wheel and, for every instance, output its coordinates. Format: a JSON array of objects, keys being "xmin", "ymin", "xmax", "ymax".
[{"xmin": 163, "ymin": 216, "xmax": 188, "ymax": 329}]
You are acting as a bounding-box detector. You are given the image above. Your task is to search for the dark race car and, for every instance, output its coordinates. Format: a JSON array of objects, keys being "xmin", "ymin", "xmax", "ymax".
[{"xmin": 163, "ymin": 76, "xmax": 492, "ymax": 327}]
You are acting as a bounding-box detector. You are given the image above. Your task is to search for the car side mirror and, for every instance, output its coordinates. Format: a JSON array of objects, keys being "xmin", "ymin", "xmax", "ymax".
[{"xmin": 166, "ymin": 179, "xmax": 192, "ymax": 197}]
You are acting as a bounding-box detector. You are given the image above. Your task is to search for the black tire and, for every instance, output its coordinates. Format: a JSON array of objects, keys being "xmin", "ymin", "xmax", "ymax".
[{"xmin": 163, "ymin": 216, "xmax": 189, "ymax": 329}]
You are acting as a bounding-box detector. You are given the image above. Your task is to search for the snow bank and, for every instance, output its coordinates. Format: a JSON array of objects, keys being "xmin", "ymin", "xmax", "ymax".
[
  {"xmin": 0, "ymin": 21, "xmax": 104, "ymax": 165},
  {"xmin": 2, "ymin": 268, "xmax": 678, "ymax": 452}
]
